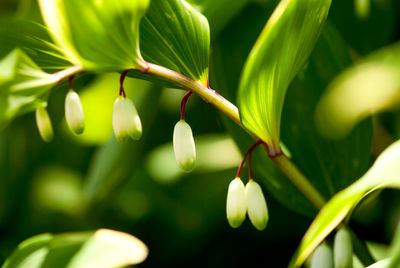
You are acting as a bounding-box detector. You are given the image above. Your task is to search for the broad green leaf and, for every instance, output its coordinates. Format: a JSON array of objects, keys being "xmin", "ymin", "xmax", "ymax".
[
  {"xmin": 211, "ymin": 2, "xmax": 371, "ymax": 215},
  {"xmin": 238, "ymin": 0, "xmax": 331, "ymax": 154},
  {"xmin": 330, "ymin": 0, "xmax": 396, "ymax": 54},
  {"xmin": 388, "ymin": 222, "xmax": 400, "ymax": 268},
  {"xmin": 38, "ymin": 0, "xmax": 149, "ymax": 71},
  {"xmin": 84, "ymin": 85, "xmax": 161, "ymax": 203},
  {"xmin": 211, "ymin": 3, "xmax": 317, "ymax": 216},
  {"xmin": 2, "ymin": 229, "xmax": 148, "ymax": 268},
  {"xmin": 187, "ymin": 0, "xmax": 249, "ymax": 36},
  {"xmin": 0, "ymin": 49, "xmax": 56, "ymax": 129},
  {"xmin": 0, "ymin": 21, "xmax": 70, "ymax": 71},
  {"xmin": 289, "ymin": 139, "xmax": 400, "ymax": 268},
  {"xmin": 315, "ymin": 42, "xmax": 400, "ymax": 139},
  {"xmin": 281, "ymin": 25, "xmax": 372, "ymax": 198},
  {"xmin": 131, "ymin": 0, "xmax": 210, "ymax": 86}
]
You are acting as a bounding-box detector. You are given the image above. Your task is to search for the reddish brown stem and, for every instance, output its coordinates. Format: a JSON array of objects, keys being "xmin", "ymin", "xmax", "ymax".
[
  {"xmin": 180, "ymin": 91, "xmax": 193, "ymax": 120},
  {"xmin": 119, "ymin": 70, "xmax": 129, "ymax": 98},
  {"xmin": 235, "ymin": 140, "xmax": 264, "ymax": 178}
]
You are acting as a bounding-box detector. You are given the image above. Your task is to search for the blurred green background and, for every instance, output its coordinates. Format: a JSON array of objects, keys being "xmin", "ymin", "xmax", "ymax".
[{"xmin": 1, "ymin": 0, "xmax": 400, "ymax": 267}]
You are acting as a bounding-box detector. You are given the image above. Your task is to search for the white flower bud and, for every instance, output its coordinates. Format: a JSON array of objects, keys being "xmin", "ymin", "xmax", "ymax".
[
  {"xmin": 226, "ymin": 177, "xmax": 247, "ymax": 228},
  {"xmin": 334, "ymin": 228, "xmax": 353, "ymax": 268},
  {"xmin": 173, "ymin": 120, "xmax": 196, "ymax": 172},
  {"xmin": 112, "ymin": 96, "xmax": 142, "ymax": 143},
  {"xmin": 35, "ymin": 107, "xmax": 53, "ymax": 142},
  {"xmin": 245, "ymin": 180, "xmax": 269, "ymax": 231},
  {"xmin": 311, "ymin": 243, "xmax": 333, "ymax": 268},
  {"xmin": 65, "ymin": 90, "xmax": 85, "ymax": 134}
]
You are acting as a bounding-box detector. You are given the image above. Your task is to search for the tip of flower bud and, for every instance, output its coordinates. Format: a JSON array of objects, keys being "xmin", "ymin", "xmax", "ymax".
[
  {"xmin": 173, "ymin": 120, "xmax": 196, "ymax": 172},
  {"xmin": 245, "ymin": 180, "xmax": 269, "ymax": 231},
  {"xmin": 334, "ymin": 227, "xmax": 353, "ymax": 268},
  {"xmin": 65, "ymin": 90, "xmax": 85, "ymax": 134},
  {"xmin": 226, "ymin": 177, "xmax": 247, "ymax": 228},
  {"xmin": 112, "ymin": 96, "xmax": 142, "ymax": 143},
  {"xmin": 311, "ymin": 243, "xmax": 333, "ymax": 268},
  {"xmin": 35, "ymin": 107, "xmax": 54, "ymax": 142}
]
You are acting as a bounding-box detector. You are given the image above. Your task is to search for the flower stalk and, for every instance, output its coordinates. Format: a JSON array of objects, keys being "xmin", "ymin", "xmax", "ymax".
[{"xmin": 50, "ymin": 62, "xmax": 326, "ymax": 210}]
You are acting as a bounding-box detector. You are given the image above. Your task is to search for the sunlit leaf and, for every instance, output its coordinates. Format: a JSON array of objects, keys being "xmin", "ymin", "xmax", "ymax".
[
  {"xmin": 281, "ymin": 24, "xmax": 372, "ymax": 197},
  {"xmin": 0, "ymin": 20, "xmax": 70, "ymax": 71},
  {"xmin": 315, "ymin": 42, "xmax": 400, "ymax": 139},
  {"xmin": 0, "ymin": 49, "xmax": 56, "ymax": 129},
  {"xmin": 2, "ymin": 229, "xmax": 148, "ymax": 268},
  {"xmin": 211, "ymin": 3, "xmax": 316, "ymax": 216},
  {"xmin": 211, "ymin": 3, "xmax": 371, "ymax": 215},
  {"xmin": 289, "ymin": 139, "xmax": 400, "ymax": 268},
  {"xmin": 38, "ymin": 0, "xmax": 149, "ymax": 71},
  {"xmin": 130, "ymin": 0, "xmax": 210, "ymax": 86},
  {"xmin": 238, "ymin": 0, "xmax": 331, "ymax": 154}
]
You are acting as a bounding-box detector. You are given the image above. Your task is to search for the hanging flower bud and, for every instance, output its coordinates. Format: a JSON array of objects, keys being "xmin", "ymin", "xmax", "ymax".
[
  {"xmin": 226, "ymin": 177, "xmax": 247, "ymax": 228},
  {"xmin": 334, "ymin": 227, "xmax": 353, "ymax": 268},
  {"xmin": 112, "ymin": 96, "xmax": 142, "ymax": 143},
  {"xmin": 65, "ymin": 90, "xmax": 85, "ymax": 134},
  {"xmin": 311, "ymin": 243, "xmax": 333, "ymax": 268},
  {"xmin": 173, "ymin": 120, "xmax": 196, "ymax": 172},
  {"xmin": 35, "ymin": 107, "xmax": 54, "ymax": 142},
  {"xmin": 245, "ymin": 180, "xmax": 269, "ymax": 231}
]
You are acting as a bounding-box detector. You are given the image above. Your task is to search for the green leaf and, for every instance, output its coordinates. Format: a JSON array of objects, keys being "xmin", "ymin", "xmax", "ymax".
[
  {"xmin": 132, "ymin": 0, "xmax": 210, "ymax": 86},
  {"xmin": 289, "ymin": 139, "xmax": 400, "ymax": 268},
  {"xmin": 2, "ymin": 229, "xmax": 148, "ymax": 268},
  {"xmin": 281, "ymin": 24, "xmax": 373, "ymax": 198},
  {"xmin": 330, "ymin": 0, "xmax": 396, "ymax": 54},
  {"xmin": 0, "ymin": 49, "xmax": 56, "ymax": 129},
  {"xmin": 238, "ymin": 0, "xmax": 331, "ymax": 154},
  {"xmin": 187, "ymin": 0, "xmax": 249, "ymax": 36},
  {"xmin": 388, "ymin": 222, "xmax": 400, "ymax": 268},
  {"xmin": 315, "ymin": 42, "xmax": 400, "ymax": 139},
  {"xmin": 0, "ymin": 21, "xmax": 71, "ymax": 71},
  {"xmin": 211, "ymin": 3, "xmax": 372, "ymax": 215},
  {"xmin": 210, "ymin": 3, "xmax": 317, "ymax": 216},
  {"xmin": 38, "ymin": 0, "xmax": 149, "ymax": 71}
]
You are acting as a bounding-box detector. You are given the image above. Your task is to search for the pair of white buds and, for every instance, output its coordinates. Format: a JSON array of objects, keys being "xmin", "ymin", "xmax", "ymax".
[
  {"xmin": 35, "ymin": 90, "xmax": 85, "ymax": 142},
  {"xmin": 310, "ymin": 228, "xmax": 353, "ymax": 268},
  {"xmin": 173, "ymin": 120, "xmax": 196, "ymax": 172},
  {"xmin": 226, "ymin": 177, "xmax": 269, "ymax": 231},
  {"xmin": 112, "ymin": 96, "xmax": 142, "ymax": 143}
]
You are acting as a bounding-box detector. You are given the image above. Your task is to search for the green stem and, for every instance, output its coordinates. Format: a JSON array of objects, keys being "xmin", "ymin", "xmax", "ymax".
[
  {"xmin": 271, "ymin": 154, "xmax": 326, "ymax": 209},
  {"xmin": 141, "ymin": 62, "xmax": 326, "ymax": 209},
  {"xmin": 49, "ymin": 65, "xmax": 83, "ymax": 83}
]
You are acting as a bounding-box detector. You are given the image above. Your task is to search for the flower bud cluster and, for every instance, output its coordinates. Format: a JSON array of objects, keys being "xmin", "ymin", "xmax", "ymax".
[
  {"xmin": 310, "ymin": 228, "xmax": 353, "ymax": 268},
  {"xmin": 112, "ymin": 96, "xmax": 142, "ymax": 143},
  {"xmin": 226, "ymin": 177, "xmax": 269, "ymax": 231}
]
